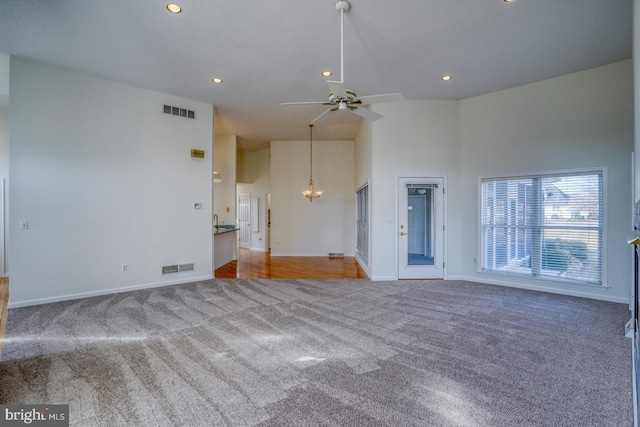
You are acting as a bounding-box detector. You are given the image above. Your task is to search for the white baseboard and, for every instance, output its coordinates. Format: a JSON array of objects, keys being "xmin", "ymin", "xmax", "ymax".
[
  {"xmin": 371, "ymin": 275, "xmax": 398, "ymax": 281},
  {"xmin": 447, "ymin": 275, "xmax": 629, "ymax": 304},
  {"xmin": 8, "ymin": 275, "xmax": 214, "ymax": 309},
  {"xmin": 270, "ymin": 253, "xmax": 342, "ymax": 257},
  {"xmin": 249, "ymin": 247, "xmax": 267, "ymax": 252},
  {"xmin": 354, "ymin": 257, "xmax": 371, "ymax": 279}
]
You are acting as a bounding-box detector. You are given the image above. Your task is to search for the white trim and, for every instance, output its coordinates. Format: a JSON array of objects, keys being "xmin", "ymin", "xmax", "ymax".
[
  {"xmin": 354, "ymin": 253, "xmax": 371, "ymax": 278},
  {"xmin": 447, "ymin": 275, "xmax": 627, "ymax": 304},
  {"xmin": 8, "ymin": 274, "xmax": 214, "ymax": 309},
  {"xmin": 371, "ymin": 275, "xmax": 397, "ymax": 281},
  {"xmin": 354, "ymin": 180, "xmax": 371, "ymax": 268},
  {"xmin": 250, "ymin": 247, "xmax": 267, "ymax": 252},
  {"xmin": 477, "ymin": 166, "xmax": 607, "ymax": 183},
  {"xmin": 270, "ymin": 253, "xmax": 353, "ymax": 257}
]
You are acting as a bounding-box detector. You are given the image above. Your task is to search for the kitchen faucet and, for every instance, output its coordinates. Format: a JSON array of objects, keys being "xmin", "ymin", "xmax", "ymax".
[{"xmin": 213, "ymin": 213, "xmax": 219, "ymax": 231}]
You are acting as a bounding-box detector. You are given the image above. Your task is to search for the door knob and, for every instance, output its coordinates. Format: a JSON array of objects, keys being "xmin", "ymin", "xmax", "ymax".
[{"xmin": 400, "ymin": 232, "xmax": 407, "ymax": 236}]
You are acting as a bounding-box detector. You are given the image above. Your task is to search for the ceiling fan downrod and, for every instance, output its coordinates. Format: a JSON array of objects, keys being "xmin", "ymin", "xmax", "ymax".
[{"xmin": 335, "ymin": 0, "xmax": 350, "ymax": 83}]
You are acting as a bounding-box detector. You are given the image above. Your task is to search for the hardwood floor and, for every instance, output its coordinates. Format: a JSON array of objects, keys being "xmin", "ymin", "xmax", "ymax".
[
  {"xmin": 0, "ymin": 277, "xmax": 8, "ymax": 360},
  {"xmin": 215, "ymin": 248, "xmax": 368, "ymax": 279}
]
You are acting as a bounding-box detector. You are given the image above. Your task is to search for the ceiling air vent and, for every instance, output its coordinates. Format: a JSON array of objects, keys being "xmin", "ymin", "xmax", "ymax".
[{"xmin": 163, "ymin": 104, "xmax": 196, "ymax": 119}]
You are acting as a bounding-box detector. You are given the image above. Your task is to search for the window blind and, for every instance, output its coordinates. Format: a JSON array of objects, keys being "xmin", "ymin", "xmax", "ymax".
[
  {"xmin": 356, "ymin": 184, "xmax": 369, "ymax": 265},
  {"xmin": 481, "ymin": 171, "xmax": 603, "ymax": 285}
]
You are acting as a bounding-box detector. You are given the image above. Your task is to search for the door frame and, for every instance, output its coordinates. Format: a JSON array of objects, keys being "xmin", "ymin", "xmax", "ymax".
[
  {"xmin": 396, "ymin": 176, "xmax": 447, "ymax": 279},
  {"xmin": 238, "ymin": 192, "xmax": 251, "ymax": 249}
]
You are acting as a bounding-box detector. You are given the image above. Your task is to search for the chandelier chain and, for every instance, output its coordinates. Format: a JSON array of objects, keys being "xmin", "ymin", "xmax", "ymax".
[{"xmin": 309, "ymin": 124, "xmax": 314, "ymax": 182}]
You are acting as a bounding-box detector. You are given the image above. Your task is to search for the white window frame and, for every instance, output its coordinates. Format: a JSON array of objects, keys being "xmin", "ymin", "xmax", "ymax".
[
  {"xmin": 355, "ymin": 182, "xmax": 370, "ymax": 267},
  {"xmin": 478, "ymin": 168, "xmax": 606, "ymax": 287}
]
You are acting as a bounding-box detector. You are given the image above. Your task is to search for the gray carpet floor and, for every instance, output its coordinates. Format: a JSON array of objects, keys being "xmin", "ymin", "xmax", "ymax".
[{"xmin": 0, "ymin": 279, "xmax": 633, "ymax": 426}]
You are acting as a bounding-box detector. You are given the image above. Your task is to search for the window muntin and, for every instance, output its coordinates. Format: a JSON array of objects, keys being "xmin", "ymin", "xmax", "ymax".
[{"xmin": 481, "ymin": 171, "xmax": 603, "ymax": 285}]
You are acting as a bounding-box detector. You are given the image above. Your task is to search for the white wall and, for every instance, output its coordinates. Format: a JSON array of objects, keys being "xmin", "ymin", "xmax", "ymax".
[
  {"xmin": 635, "ymin": 0, "xmax": 640, "ymax": 203},
  {"xmin": 237, "ymin": 147, "xmax": 270, "ymax": 251},
  {"xmin": 271, "ymin": 139, "xmax": 354, "ymax": 256},
  {"xmin": 458, "ymin": 60, "xmax": 633, "ymax": 302},
  {"xmin": 0, "ymin": 107, "xmax": 8, "ymax": 275},
  {"xmin": 355, "ymin": 119, "xmax": 372, "ymax": 190},
  {"xmin": 213, "ymin": 134, "xmax": 237, "ymax": 225},
  {"xmin": 368, "ymin": 100, "xmax": 461, "ymax": 280},
  {"xmin": 9, "ymin": 57, "xmax": 214, "ymax": 307}
]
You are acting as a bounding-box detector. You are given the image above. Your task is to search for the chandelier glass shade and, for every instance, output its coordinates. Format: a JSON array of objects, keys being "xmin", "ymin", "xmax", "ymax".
[{"xmin": 303, "ymin": 124, "xmax": 323, "ymax": 201}]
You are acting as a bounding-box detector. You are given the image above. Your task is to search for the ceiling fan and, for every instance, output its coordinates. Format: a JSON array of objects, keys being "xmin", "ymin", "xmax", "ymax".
[{"xmin": 281, "ymin": 0, "xmax": 404, "ymax": 124}]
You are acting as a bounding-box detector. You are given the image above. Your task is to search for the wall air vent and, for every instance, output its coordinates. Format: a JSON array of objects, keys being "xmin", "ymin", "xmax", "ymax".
[
  {"xmin": 162, "ymin": 265, "xmax": 179, "ymax": 274},
  {"xmin": 163, "ymin": 104, "xmax": 196, "ymax": 119},
  {"xmin": 178, "ymin": 263, "xmax": 194, "ymax": 272},
  {"xmin": 162, "ymin": 263, "xmax": 195, "ymax": 274},
  {"xmin": 328, "ymin": 253, "xmax": 344, "ymax": 258}
]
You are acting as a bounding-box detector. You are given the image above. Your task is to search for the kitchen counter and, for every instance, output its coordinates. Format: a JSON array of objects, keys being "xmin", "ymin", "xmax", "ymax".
[
  {"xmin": 214, "ymin": 226, "xmax": 239, "ymax": 235},
  {"xmin": 214, "ymin": 226, "xmax": 239, "ymax": 270}
]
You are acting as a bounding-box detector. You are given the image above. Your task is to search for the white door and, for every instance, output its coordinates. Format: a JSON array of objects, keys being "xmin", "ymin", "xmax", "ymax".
[
  {"xmin": 398, "ymin": 177, "xmax": 444, "ymax": 279},
  {"xmin": 238, "ymin": 193, "xmax": 251, "ymax": 249}
]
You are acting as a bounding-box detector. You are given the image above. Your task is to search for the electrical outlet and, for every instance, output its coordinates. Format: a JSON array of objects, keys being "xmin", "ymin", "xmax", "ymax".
[
  {"xmin": 122, "ymin": 264, "xmax": 128, "ymax": 272},
  {"xmin": 20, "ymin": 221, "xmax": 29, "ymax": 230}
]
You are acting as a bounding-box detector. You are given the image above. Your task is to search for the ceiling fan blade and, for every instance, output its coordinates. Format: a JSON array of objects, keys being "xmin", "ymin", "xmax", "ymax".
[
  {"xmin": 355, "ymin": 93, "xmax": 404, "ymax": 104},
  {"xmin": 327, "ymin": 81, "xmax": 348, "ymax": 99},
  {"xmin": 280, "ymin": 101, "xmax": 328, "ymax": 106},
  {"xmin": 312, "ymin": 107, "xmax": 337, "ymax": 124},
  {"xmin": 349, "ymin": 106, "xmax": 383, "ymax": 121}
]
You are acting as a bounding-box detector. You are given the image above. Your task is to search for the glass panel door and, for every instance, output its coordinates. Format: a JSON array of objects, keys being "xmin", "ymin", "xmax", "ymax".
[{"xmin": 399, "ymin": 178, "xmax": 444, "ymax": 279}]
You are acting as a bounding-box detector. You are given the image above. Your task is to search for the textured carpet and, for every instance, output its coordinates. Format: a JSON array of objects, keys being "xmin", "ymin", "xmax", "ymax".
[{"xmin": 0, "ymin": 279, "xmax": 633, "ymax": 426}]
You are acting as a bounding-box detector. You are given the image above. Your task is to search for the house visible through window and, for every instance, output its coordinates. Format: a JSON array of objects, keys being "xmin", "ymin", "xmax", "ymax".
[
  {"xmin": 481, "ymin": 170, "xmax": 603, "ymax": 285},
  {"xmin": 356, "ymin": 184, "xmax": 369, "ymax": 265}
]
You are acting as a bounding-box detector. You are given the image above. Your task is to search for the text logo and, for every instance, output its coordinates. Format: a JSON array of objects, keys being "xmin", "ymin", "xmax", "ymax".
[{"xmin": 0, "ymin": 405, "xmax": 69, "ymax": 426}]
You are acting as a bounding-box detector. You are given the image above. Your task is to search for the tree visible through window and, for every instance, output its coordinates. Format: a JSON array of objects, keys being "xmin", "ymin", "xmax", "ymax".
[{"xmin": 481, "ymin": 170, "xmax": 603, "ymax": 285}]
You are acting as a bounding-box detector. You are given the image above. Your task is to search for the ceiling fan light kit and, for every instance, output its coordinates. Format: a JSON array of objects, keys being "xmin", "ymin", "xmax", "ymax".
[{"xmin": 281, "ymin": 0, "xmax": 404, "ymax": 124}]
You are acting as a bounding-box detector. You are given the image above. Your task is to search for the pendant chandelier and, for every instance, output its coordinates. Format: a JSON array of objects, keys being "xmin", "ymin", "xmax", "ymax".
[{"xmin": 303, "ymin": 124, "xmax": 323, "ymax": 202}]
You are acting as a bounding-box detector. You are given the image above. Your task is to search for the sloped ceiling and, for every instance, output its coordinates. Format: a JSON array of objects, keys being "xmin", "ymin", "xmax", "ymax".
[{"xmin": 0, "ymin": 0, "xmax": 632, "ymax": 150}]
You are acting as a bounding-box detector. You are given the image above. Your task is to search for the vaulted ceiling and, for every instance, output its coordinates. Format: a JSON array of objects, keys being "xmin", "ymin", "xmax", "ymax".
[{"xmin": 0, "ymin": 0, "xmax": 632, "ymax": 150}]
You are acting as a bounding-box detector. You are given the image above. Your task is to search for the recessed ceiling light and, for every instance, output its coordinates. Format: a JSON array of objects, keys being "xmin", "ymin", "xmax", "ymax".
[
  {"xmin": 441, "ymin": 75, "xmax": 452, "ymax": 81},
  {"xmin": 321, "ymin": 71, "xmax": 333, "ymax": 77},
  {"xmin": 503, "ymin": 0, "xmax": 514, "ymax": 3},
  {"xmin": 212, "ymin": 78, "xmax": 223, "ymax": 84},
  {"xmin": 166, "ymin": 3, "xmax": 182, "ymax": 13}
]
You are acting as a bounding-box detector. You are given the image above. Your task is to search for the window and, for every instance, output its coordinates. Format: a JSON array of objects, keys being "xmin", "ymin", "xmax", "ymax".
[
  {"xmin": 481, "ymin": 170, "xmax": 603, "ymax": 285},
  {"xmin": 356, "ymin": 184, "xmax": 369, "ymax": 265}
]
